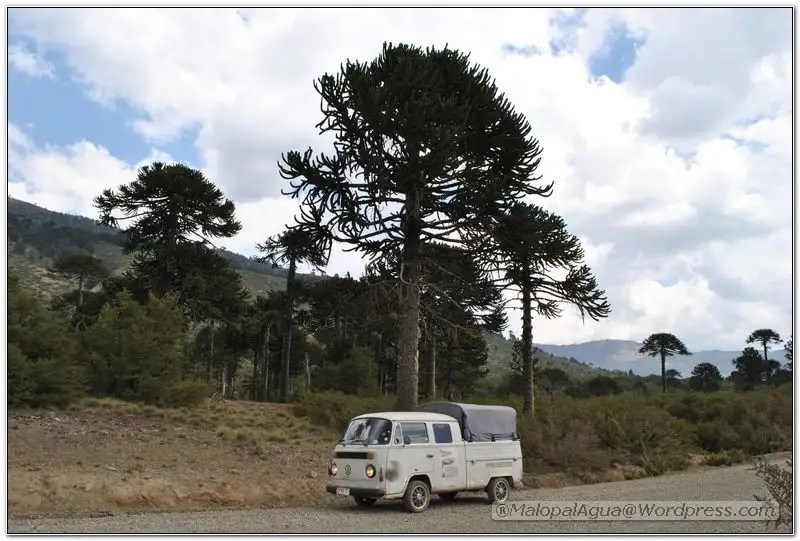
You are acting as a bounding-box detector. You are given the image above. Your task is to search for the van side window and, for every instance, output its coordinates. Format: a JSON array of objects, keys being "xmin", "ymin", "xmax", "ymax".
[
  {"xmin": 432, "ymin": 423, "xmax": 453, "ymax": 444},
  {"xmin": 400, "ymin": 422, "xmax": 429, "ymax": 444}
]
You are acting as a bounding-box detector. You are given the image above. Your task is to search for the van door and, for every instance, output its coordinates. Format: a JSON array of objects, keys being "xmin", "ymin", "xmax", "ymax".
[
  {"xmin": 384, "ymin": 422, "xmax": 435, "ymax": 496},
  {"xmin": 430, "ymin": 421, "xmax": 466, "ymax": 493}
]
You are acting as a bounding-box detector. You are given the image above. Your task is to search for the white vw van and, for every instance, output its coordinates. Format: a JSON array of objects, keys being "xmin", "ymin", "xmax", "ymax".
[{"xmin": 325, "ymin": 402, "xmax": 523, "ymax": 512}]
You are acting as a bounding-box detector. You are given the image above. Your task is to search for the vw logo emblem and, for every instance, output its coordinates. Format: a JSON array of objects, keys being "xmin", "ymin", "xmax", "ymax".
[{"xmin": 344, "ymin": 464, "xmax": 352, "ymax": 477}]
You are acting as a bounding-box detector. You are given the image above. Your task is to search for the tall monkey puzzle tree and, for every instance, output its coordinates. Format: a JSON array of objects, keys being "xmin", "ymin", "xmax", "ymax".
[
  {"xmin": 257, "ymin": 228, "xmax": 329, "ymax": 402},
  {"xmin": 483, "ymin": 202, "xmax": 610, "ymax": 417},
  {"xmin": 280, "ymin": 43, "xmax": 551, "ymax": 409},
  {"xmin": 746, "ymin": 328, "xmax": 783, "ymax": 363},
  {"xmin": 94, "ymin": 162, "xmax": 242, "ymax": 307},
  {"xmin": 638, "ymin": 333, "xmax": 691, "ymax": 393}
]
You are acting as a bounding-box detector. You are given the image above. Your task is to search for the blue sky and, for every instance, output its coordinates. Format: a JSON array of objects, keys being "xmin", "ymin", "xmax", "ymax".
[
  {"xmin": 6, "ymin": 7, "xmax": 792, "ymax": 350},
  {"xmin": 8, "ymin": 38, "xmax": 199, "ymax": 166}
]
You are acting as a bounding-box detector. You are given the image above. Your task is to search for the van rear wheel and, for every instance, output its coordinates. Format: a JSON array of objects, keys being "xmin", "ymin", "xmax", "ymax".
[
  {"xmin": 487, "ymin": 477, "xmax": 510, "ymax": 504},
  {"xmin": 353, "ymin": 496, "xmax": 376, "ymax": 507},
  {"xmin": 403, "ymin": 480, "xmax": 431, "ymax": 513}
]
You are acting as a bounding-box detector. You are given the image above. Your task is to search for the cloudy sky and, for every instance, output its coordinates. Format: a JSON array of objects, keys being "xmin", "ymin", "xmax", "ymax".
[{"xmin": 7, "ymin": 7, "xmax": 793, "ymax": 351}]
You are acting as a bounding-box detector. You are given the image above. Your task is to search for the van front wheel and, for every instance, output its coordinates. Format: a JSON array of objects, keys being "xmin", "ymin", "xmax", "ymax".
[
  {"xmin": 487, "ymin": 477, "xmax": 510, "ymax": 504},
  {"xmin": 403, "ymin": 480, "xmax": 431, "ymax": 513}
]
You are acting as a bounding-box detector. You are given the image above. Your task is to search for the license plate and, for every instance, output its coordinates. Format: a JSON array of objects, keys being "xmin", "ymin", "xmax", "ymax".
[{"xmin": 336, "ymin": 487, "xmax": 350, "ymax": 496}]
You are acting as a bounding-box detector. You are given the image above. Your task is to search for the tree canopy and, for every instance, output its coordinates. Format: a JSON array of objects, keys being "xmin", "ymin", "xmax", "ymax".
[
  {"xmin": 746, "ymin": 328, "xmax": 783, "ymax": 363},
  {"xmin": 638, "ymin": 333, "xmax": 691, "ymax": 393},
  {"xmin": 279, "ymin": 42, "xmax": 552, "ymax": 409}
]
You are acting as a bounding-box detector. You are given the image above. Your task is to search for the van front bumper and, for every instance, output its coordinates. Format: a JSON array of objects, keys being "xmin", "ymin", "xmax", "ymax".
[{"xmin": 326, "ymin": 484, "xmax": 386, "ymax": 498}]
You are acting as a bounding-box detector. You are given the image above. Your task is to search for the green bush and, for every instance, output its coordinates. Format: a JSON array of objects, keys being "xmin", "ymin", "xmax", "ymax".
[
  {"xmin": 294, "ymin": 391, "xmax": 394, "ymax": 432},
  {"xmin": 162, "ymin": 380, "xmax": 212, "ymax": 408},
  {"xmin": 310, "ymin": 346, "xmax": 380, "ymax": 396},
  {"xmin": 83, "ymin": 294, "xmax": 186, "ymax": 405},
  {"xmin": 705, "ymin": 449, "xmax": 747, "ymax": 466},
  {"xmin": 8, "ymin": 281, "xmax": 84, "ymax": 408},
  {"xmin": 510, "ymin": 387, "xmax": 790, "ymax": 479}
]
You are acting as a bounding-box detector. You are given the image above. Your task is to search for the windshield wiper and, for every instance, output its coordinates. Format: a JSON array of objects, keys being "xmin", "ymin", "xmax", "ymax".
[{"xmin": 346, "ymin": 438, "xmax": 369, "ymax": 446}]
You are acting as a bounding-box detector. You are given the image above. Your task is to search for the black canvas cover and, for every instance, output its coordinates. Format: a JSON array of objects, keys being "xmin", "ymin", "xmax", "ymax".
[{"xmin": 419, "ymin": 402, "xmax": 518, "ymax": 442}]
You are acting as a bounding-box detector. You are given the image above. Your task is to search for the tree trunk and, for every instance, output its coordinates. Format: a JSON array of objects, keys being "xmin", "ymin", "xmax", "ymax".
[
  {"xmin": 304, "ymin": 351, "xmax": 311, "ymax": 392},
  {"xmin": 262, "ymin": 325, "xmax": 270, "ymax": 402},
  {"xmin": 221, "ymin": 359, "xmax": 228, "ymax": 398},
  {"xmin": 280, "ymin": 259, "xmax": 297, "ymax": 403},
  {"xmin": 374, "ymin": 331, "xmax": 384, "ymax": 393},
  {"xmin": 521, "ymin": 286, "xmax": 534, "ymax": 418},
  {"xmin": 251, "ymin": 344, "xmax": 259, "ymax": 401},
  {"xmin": 427, "ymin": 338, "xmax": 437, "ymax": 400},
  {"xmin": 660, "ymin": 350, "xmax": 666, "ymax": 393},
  {"xmin": 77, "ymin": 272, "xmax": 85, "ymax": 310},
  {"xmin": 763, "ymin": 343, "xmax": 769, "ymax": 363},
  {"xmin": 207, "ymin": 319, "xmax": 215, "ymax": 383},
  {"xmin": 395, "ymin": 188, "xmax": 422, "ymax": 410}
]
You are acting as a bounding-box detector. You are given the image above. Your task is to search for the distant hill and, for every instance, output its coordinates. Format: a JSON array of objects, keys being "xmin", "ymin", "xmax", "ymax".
[
  {"xmin": 7, "ymin": 196, "xmax": 308, "ymax": 300},
  {"xmin": 484, "ymin": 332, "xmax": 628, "ymax": 381},
  {"xmin": 535, "ymin": 339, "xmax": 747, "ymax": 377}
]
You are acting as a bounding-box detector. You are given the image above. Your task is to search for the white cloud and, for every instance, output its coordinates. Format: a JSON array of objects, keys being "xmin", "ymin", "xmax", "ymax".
[
  {"xmin": 8, "ymin": 7, "xmax": 792, "ymax": 350},
  {"xmin": 8, "ymin": 126, "xmax": 164, "ymax": 217},
  {"xmin": 8, "ymin": 43, "xmax": 54, "ymax": 78}
]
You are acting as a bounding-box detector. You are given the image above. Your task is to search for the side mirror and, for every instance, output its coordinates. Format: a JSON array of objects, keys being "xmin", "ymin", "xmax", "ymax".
[{"xmin": 403, "ymin": 435, "xmax": 411, "ymax": 445}]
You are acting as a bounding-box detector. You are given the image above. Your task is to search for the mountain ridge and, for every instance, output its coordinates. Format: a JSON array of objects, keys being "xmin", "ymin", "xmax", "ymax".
[{"xmin": 534, "ymin": 339, "xmax": 765, "ymax": 377}]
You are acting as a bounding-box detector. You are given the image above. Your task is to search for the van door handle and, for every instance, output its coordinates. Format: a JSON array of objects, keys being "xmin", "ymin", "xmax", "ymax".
[{"xmin": 426, "ymin": 454, "xmax": 434, "ymax": 458}]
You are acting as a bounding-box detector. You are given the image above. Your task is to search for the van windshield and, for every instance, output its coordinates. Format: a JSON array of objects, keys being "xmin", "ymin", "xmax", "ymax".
[{"xmin": 342, "ymin": 417, "xmax": 392, "ymax": 446}]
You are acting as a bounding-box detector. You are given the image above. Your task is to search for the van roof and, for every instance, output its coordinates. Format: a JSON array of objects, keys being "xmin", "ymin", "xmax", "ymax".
[{"xmin": 352, "ymin": 411, "xmax": 457, "ymax": 423}]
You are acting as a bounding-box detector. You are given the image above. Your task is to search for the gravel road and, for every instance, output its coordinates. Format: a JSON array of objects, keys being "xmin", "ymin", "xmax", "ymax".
[{"xmin": 9, "ymin": 460, "xmax": 790, "ymax": 534}]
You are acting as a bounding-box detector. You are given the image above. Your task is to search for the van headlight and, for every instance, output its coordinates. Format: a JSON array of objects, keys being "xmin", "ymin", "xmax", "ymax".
[
  {"xmin": 365, "ymin": 464, "xmax": 376, "ymax": 478},
  {"xmin": 329, "ymin": 462, "xmax": 338, "ymax": 476}
]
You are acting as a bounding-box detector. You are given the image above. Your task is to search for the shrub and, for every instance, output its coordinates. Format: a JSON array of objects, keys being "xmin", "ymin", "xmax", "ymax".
[
  {"xmin": 310, "ymin": 346, "xmax": 380, "ymax": 396},
  {"xmin": 752, "ymin": 458, "xmax": 792, "ymax": 527},
  {"xmin": 294, "ymin": 391, "xmax": 394, "ymax": 431},
  {"xmin": 590, "ymin": 395, "xmax": 690, "ymax": 475},
  {"xmin": 8, "ymin": 282, "xmax": 84, "ymax": 408},
  {"xmin": 162, "ymin": 380, "xmax": 212, "ymax": 408},
  {"xmin": 705, "ymin": 449, "xmax": 747, "ymax": 466},
  {"xmin": 83, "ymin": 294, "xmax": 186, "ymax": 405}
]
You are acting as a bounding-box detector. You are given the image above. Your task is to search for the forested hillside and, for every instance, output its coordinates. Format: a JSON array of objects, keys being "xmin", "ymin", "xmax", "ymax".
[
  {"xmin": 8, "ymin": 196, "xmax": 295, "ymax": 299},
  {"xmin": 8, "ymin": 195, "xmax": 618, "ymax": 394}
]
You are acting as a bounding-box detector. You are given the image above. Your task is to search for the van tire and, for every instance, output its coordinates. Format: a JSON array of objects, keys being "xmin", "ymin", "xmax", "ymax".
[
  {"xmin": 403, "ymin": 480, "xmax": 431, "ymax": 513},
  {"xmin": 486, "ymin": 477, "xmax": 510, "ymax": 504},
  {"xmin": 439, "ymin": 491, "xmax": 458, "ymax": 501},
  {"xmin": 353, "ymin": 496, "xmax": 376, "ymax": 507}
]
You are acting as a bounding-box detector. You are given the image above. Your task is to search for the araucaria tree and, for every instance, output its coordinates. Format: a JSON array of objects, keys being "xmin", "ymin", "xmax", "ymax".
[
  {"xmin": 94, "ymin": 162, "xmax": 243, "ymax": 307},
  {"xmin": 689, "ymin": 362, "xmax": 722, "ymax": 392},
  {"xmin": 746, "ymin": 328, "xmax": 783, "ymax": 363},
  {"xmin": 785, "ymin": 336, "xmax": 793, "ymax": 371},
  {"xmin": 257, "ymin": 229, "xmax": 329, "ymax": 402},
  {"xmin": 638, "ymin": 333, "xmax": 691, "ymax": 393},
  {"xmin": 50, "ymin": 252, "xmax": 109, "ymax": 328},
  {"xmin": 484, "ymin": 202, "xmax": 610, "ymax": 417},
  {"xmin": 95, "ymin": 162, "xmax": 248, "ymax": 392},
  {"xmin": 279, "ymin": 43, "xmax": 551, "ymax": 409}
]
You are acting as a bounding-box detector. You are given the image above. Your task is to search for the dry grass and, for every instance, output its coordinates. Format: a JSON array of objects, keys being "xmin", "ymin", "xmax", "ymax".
[{"xmin": 9, "ymin": 400, "xmax": 336, "ymax": 518}]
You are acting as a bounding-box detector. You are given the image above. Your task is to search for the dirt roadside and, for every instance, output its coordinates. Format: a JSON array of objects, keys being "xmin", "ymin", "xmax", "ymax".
[
  {"xmin": 9, "ymin": 459, "xmax": 791, "ymax": 533},
  {"xmin": 8, "ymin": 400, "xmax": 789, "ymax": 527}
]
